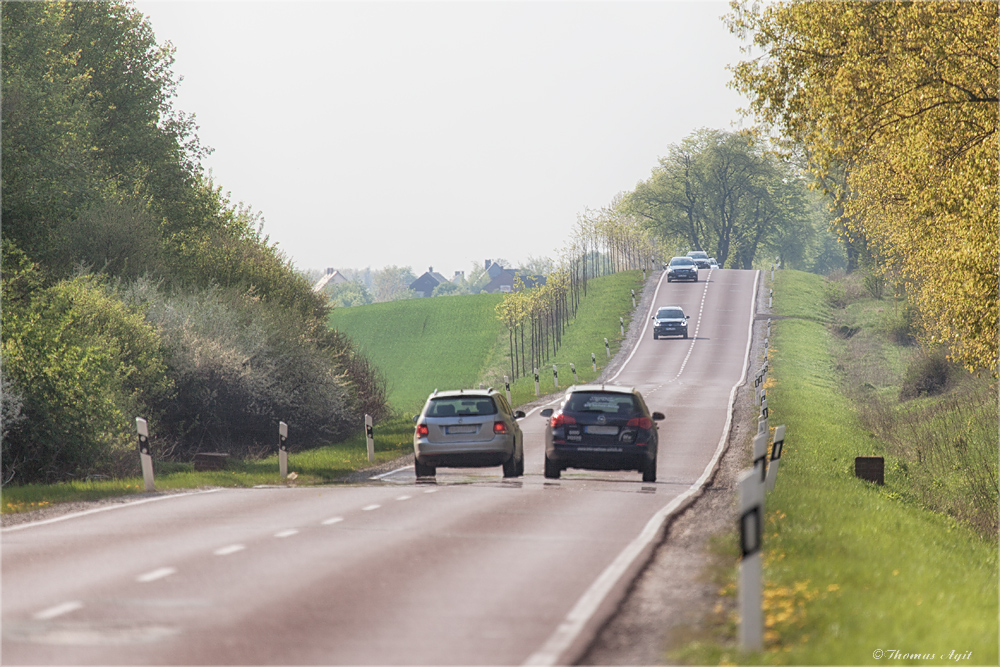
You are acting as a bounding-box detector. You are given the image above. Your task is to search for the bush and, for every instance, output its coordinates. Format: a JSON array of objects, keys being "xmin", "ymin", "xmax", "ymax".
[
  {"xmin": 120, "ymin": 280, "xmax": 388, "ymax": 459},
  {"xmin": 2, "ymin": 270, "xmax": 172, "ymax": 484},
  {"xmin": 900, "ymin": 348, "xmax": 954, "ymax": 399}
]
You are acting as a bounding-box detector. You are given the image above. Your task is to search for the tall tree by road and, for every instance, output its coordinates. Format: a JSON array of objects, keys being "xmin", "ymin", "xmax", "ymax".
[
  {"xmin": 728, "ymin": 0, "xmax": 998, "ymax": 372},
  {"xmin": 625, "ymin": 128, "xmax": 812, "ymax": 269}
]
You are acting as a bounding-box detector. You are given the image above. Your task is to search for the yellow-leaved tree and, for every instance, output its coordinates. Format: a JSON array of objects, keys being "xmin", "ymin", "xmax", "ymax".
[{"xmin": 728, "ymin": 0, "xmax": 998, "ymax": 372}]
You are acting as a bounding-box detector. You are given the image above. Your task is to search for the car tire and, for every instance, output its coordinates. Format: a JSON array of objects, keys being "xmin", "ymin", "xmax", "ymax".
[
  {"xmin": 666, "ymin": 277, "xmax": 672, "ymax": 283},
  {"xmin": 502, "ymin": 452, "xmax": 519, "ymax": 478},
  {"xmin": 414, "ymin": 459, "xmax": 435, "ymax": 478},
  {"xmin": 544, "ymin": 456, "xmax": 561, "ymax": 479},
  {"xmin": 683, "ymin": 331, "xmax": 689, "ymax": 339},
  {"xmin": 693, "ymin": 276, "xmax": 698, "ymax": 282},
  {"xmin": 653, "ymin": 332, "xmax": 659, "ymax": 340},
  {"xmin": 642, "ymin": 456, "xmax": 657, "ymax": 483}
]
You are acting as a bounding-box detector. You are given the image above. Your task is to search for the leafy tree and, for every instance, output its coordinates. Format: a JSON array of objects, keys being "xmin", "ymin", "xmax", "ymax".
[
  {"xmin": 431, "ymin": 281, "xmax": 461, "ymax": 297},
  {"xmin": 371, "ymin": 265, "xmax": 417, "ymax": 303},
  {"xmin": 326, "ymin": 280, "xmax": 373, "ymax": 307},
  {"xmin": 728, "ymin": 0, "xmax": 998, "ymax": 371},
  {"xmin": 626, "ymin": 129, "xmax": 810, "ymax": 269}
]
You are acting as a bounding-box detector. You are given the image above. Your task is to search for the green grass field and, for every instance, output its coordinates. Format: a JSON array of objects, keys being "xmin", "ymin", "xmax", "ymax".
[
  {"xmin": 329, "ymin": 292, "xmax": 506, "ymax": 412},
  {"xmin": 329, "ymin": 272, "xmax": 647, "ymax": 413},
  {"xmin": 674, "ymin": 270, "xmax": 998, "ymax": 665}
]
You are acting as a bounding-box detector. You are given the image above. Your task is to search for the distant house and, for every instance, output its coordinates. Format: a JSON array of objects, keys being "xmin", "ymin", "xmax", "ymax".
[
  {"xmin": 481, "ymin": 259, "xmax": 546, "ymax": 294},
  {"xmin": 313, "ymin": 268, "xmax": 349, "ymax": 293},
  {"xmin": 409, "ymin": 267, "xmax": 450, "ymax": 298}
]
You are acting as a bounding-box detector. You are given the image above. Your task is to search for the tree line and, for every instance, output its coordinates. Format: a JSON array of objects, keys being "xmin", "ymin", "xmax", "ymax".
[
  {"xmin": 1, "ymin": 1, "xmax": 388, "ymax": 485},
  {"xmin": 727, "ymin": 0, "xmax": 997, "ymax": 373}
]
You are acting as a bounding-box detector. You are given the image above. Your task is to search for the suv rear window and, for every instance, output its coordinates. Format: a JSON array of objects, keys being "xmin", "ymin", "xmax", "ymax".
[
  {"xmin": 426, "ymin": 396, "xmax": 498, "ymax": 417},
  {"xmin": 564, "ymin": 392, "xmax": 638, "ymax": 415},
  {"xmin": 656, "ymin": 308, "xmax": 685, "ymax": 319}
]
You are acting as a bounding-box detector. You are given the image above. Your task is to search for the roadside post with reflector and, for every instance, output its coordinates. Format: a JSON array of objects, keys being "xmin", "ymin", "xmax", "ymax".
[
  {"xmin": 365, "ymin": 414, "xmax": 375, "ymax": 463},
  {"xmin": 620, "ymin": 317, "xmax": 624, "ymax": 336},
  {"xmin": 631, "ymin": 289, "xmax": 636, "ymax": 308},
  {"xmin": 766, "ymin": 425, "xmax": 785, "ymax": 491},
  {"xmin": 605, "ymin": 338, "xmax": 610, "ymax": 358},
  {"xmin": 534, "ymin": 368, "xmax": 539, "ymax": 397},
  {"xmin": 504, "ymin": 375, "xmax": 511, "ymax": 404},
  {"xmin": 753, "ymin": 431, "xmax": 768, "ymax": 485},
  {"xmin": 592, "ymin": 352, "xmax": 597, "ymax": 372},
  {"xmin": 570, "ymin": 363, "xmax": 577, "ymax": 384},
  {"xmin": 135, "ymin": 417, "xmax": 155, "ymax": 492},
  {"xmin": 552, "ymin": 365, "xmax": 558, "ymax": 389},
  {"xmin": 278, "ymin": 421, "xmax": 289, "ymax": 478},
  {"xmin": 738, "ymin": 468, "xmax": 764, "ymax": 650}
]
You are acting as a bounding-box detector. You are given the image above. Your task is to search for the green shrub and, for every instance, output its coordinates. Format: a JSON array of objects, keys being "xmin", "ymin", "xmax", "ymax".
[
  {"xmin": 120, "ymin": 279, "xmax": 386, "ymax": 458},
  {"xmin": 900, "ymin": 347, "xmax": 954, "ymax": 399},
  {"xmin": 2, "ymin": 269, "xmax": 171, "ymax": 484}
]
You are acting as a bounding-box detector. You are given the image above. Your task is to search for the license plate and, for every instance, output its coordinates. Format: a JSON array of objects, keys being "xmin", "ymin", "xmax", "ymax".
[
  {"xmin": 585, "ymin": 425, "xmax": 619, "ymax": 435},
  {"xmin": 446, "ymin": 425, "xmax": 477, "ymax": 435}
]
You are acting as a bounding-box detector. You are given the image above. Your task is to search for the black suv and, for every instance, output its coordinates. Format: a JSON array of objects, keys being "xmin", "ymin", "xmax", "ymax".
[
  {"xmin": 652, "ymin": 306, "xmax": 690, "ymax": 339},
  {"xmin": 540, "ymin": 385, "xmax": 664, "ymax": 482},
  {"xmin": 666, "ymin": 256, "xmax": 698, "ymax": 282}
]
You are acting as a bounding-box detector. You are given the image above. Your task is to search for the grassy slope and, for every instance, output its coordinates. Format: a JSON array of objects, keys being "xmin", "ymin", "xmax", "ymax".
[
  {"xmin": 680, "ymin": 270, "xmax": 998, "ymax": 664},
  {"xmin": 329, "ymin": 272, "xmax": 646, "ymax": 413},
  {"xmin": 329, "ymin": 292, "xmax": 506, "ymax": 413}
]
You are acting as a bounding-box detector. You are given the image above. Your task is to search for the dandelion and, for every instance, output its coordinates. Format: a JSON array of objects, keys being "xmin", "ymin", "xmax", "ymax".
[{"xmin": 827, "ymin": 584, "xmax": 840, "ymax": 592}]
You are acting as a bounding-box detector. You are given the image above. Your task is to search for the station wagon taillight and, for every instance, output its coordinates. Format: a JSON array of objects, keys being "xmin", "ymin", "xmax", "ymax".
[
  {"xmin": 416, "ymin": 424, "xmax": 429, "ymax": 437},
  {"xmin": 626, "ymin": 417, "xmax": 653, "ymax": 429},
  {"xmin": 493, "ymin": 421, "xmax": 508, "ymax": 434}
]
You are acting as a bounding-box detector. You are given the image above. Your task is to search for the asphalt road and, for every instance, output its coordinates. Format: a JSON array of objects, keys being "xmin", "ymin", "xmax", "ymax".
[{"xmin": 2, "ymin": 268, "xmax": 759, "ymax": 666}]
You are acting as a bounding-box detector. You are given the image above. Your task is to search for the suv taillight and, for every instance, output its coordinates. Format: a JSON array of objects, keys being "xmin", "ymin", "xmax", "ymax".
[
  {"xmin": 550, "ymin": 413, "xmax": 576, "ymax": 427},
  {"xmin": 416, "ymin": 424, "xmax": 429, "ymax": 437},
  {"xmin": 626, "ymin": 417, "xmax": 653, "ymax": 429}
]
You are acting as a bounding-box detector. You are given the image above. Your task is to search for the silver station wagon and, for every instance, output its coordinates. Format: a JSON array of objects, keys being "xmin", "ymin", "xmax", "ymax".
[{"xmin": 413, "ymin": 389, "xmax": 525, "ymax": 478}]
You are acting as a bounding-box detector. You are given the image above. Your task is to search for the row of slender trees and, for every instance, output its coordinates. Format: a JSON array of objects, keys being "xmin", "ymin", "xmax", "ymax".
[{"xmin": 495, "ymin": 211, "xmax": 664, "ymax": 381}]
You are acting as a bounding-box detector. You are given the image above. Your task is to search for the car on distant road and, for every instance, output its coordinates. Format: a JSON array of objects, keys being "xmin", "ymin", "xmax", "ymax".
[
  {"xmin": 709, "ymin": 258, "xmax": 720, "ymax": 269},
  {"xmin": 540, "ymin": 385, "xmax": 664, "ymax": 482},
  {"xmin": 651, "ymin": 306, "xmax": 690, "ymax": 339},
  {"xmin": 413, "ymin": 388, "xmax": 524, "ymax": 478},
  {"xmin": 666, "ymin": 256, "xmax": 699, "ymax": 282},
  {"xmin": 686, "ymin": 250, "xmax": 711, "ymax": 269}
]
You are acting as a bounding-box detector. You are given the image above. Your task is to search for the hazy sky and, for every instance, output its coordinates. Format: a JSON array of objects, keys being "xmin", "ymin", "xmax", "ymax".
[{"xmin": 135, "ymin": 1, "xmax": 750, "ymax": 278}]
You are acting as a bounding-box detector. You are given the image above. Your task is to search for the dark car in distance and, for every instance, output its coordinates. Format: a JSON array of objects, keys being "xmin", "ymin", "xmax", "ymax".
[
  {"xmin": 652, "ymin": 306, "xmax": 690, "ymax": 339},
  {"xmin": 540, "ymin": 385, "xmax": 664, "ymax": 482},
  {"xmin": 666, "ymin": 256, "xmax": 698, "ymax": 282},
  {"xmin": 686, "ymin": 250, "xmax": 711, "ymax": 269}
]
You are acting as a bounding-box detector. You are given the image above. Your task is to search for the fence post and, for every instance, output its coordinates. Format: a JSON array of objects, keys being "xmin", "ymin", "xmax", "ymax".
[
  {"xmin": 766, "ymin": 425, "xmax": 785, "ymax": 491},
  {"xmin": 278, "ymin": 421, "xmax": 289, "ymax": 478},
  {"xmin": 738, "ymin": 469, "xmax": 764, "ymax": 650},
  {"xmin": 135, "ymin": 418, "xmax": 155, "ymax": 492},
  {"xmin": 365, "ymin": 414, "xmax": 375, "ymax": 463}
]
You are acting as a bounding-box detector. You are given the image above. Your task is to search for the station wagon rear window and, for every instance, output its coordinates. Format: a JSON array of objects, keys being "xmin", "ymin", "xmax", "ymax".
[{"xmin": 426, "ymin": 397, "xmax": 498, "ymax": 417}]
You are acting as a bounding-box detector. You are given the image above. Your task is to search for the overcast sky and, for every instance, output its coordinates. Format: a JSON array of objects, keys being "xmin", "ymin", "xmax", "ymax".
[{"xmin": 135, "ymin": 1, "xmax": 750, "ymax": 278}]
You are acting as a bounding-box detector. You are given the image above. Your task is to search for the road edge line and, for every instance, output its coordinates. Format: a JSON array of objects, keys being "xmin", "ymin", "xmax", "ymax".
[{"xmin": 1, "ymin": 489, "xmax": 223, "ymax": 533}]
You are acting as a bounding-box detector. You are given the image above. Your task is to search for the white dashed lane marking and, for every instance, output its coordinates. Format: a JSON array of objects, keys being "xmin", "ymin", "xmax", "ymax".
[
  {"xmin": 33, "ymin": 601, "xmax": 83, "ymax": 620},
  {"xmin": 136, "ymin": 567, "xmax": 176, "ymax": 583}
]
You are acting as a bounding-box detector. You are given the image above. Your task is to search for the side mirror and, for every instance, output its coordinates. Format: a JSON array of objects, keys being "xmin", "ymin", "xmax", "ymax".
[
  {"xmin": 685, "ymin": 315, "xmax": 690, "ymax": 319},
  {"xmin": 652, "ymin": 411, "xmax": 666, "ymax": 421},
  {"xmin": 412, "ymin": 414, "xmax": 419, "ymax": 423},
  {"xmin": 514, "ymin": 410, "xmax": 525, "ymax": 419},
  {"xmin": 540, "ymin": 408, "xmax": 553, "ymax": 418}
]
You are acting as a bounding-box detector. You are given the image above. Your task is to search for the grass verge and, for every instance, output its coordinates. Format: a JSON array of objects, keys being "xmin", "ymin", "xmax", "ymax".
[{"xmin": 672, "ymin": 269, "xmax": 998, "ymax": 665}]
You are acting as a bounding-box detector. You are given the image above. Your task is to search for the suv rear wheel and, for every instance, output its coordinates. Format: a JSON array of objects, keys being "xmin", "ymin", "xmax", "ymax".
[
  {"xmin": 544, "ymin": 456, "xmax": 561, "ymax": 479},
  {"xmin": 414, "ymin": 459, "xmax": 436, "ymax": 478}
]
